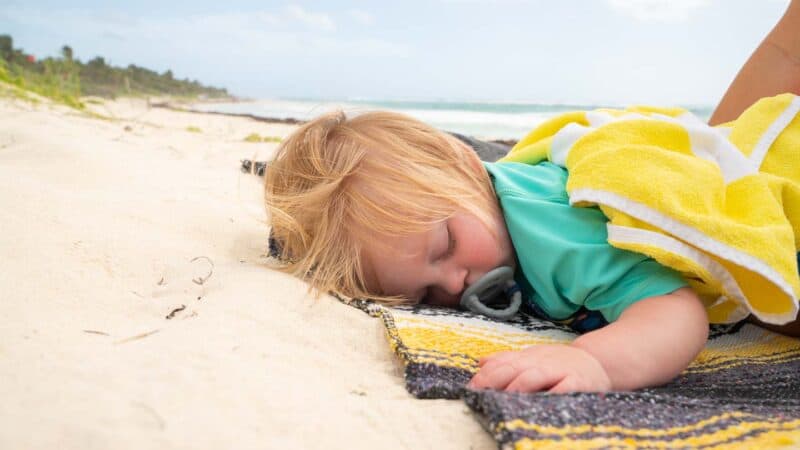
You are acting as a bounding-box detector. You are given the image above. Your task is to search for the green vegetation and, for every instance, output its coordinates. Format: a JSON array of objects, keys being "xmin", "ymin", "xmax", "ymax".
[
  {"xmin": 244, "ymin": 133, "xmax": 282, "ymax": 143},
  {"xmin": 0, "ymin": 34, "xmax": 231, "ymax": 109},
  {"xmin": 186, "ymin": 126, "xmax": 202, "ymax": 133}
]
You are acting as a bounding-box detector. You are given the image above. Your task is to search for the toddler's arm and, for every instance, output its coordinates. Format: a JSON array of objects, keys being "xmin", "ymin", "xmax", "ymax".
[
  {"xmin": 469, "ymin": 287, "xmax": 708, "ymax": 392},
  {"xmin": 571, "ymin": 287, "xmax": 708, "ymax": 390}
]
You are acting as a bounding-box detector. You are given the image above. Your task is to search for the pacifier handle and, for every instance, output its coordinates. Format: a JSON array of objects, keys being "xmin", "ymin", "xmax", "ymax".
[{"xmin": 459, "ymin": 266, "xmax": 521, "ymax": 321}]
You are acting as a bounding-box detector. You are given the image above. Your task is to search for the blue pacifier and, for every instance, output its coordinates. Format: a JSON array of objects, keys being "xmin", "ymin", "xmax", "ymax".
[{"xmin": 459, "ymin": 266, "xmax": 521, "ymax": 321}]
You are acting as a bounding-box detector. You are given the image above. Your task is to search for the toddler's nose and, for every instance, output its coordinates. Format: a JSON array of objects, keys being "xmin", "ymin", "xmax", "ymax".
[{"xmin": 443, "ymin": 268, "xmax": 469, "ymax": 296}]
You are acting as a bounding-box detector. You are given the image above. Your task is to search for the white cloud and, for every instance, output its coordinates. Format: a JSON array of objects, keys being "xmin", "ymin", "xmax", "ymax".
[
  {"xmin": 286, "ymin": 5, "xmax": 336, "ymax": 32},
  {"xmin": 348, "ymin": 9, "xmax": 374, "ymax": 25},
  {"xmin": 607, "ymin": 0, "xmax": 711, "ymax": 23}
]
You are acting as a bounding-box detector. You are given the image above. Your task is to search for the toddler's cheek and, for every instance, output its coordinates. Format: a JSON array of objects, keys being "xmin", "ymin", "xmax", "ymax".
[{"xmin": 472, "ymin": 238, "xmax": 503, "ymax": 268}]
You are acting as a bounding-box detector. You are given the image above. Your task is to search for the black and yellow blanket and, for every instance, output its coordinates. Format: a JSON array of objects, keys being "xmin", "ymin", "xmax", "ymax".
[{"xmin": 347, "ymin": 299, "xmax": 800, "ymax": 449}]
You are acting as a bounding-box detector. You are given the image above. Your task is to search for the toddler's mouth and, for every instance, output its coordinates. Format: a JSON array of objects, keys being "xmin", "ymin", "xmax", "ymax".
[{"xmin": 421, "ymin": 290, "xmax": 462, "ymax": 308}]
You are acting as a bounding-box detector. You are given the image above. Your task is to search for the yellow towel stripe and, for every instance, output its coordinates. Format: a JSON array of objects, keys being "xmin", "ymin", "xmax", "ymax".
[
  {"xmin": 509, "ymin": 418, "xmax": 800, "ymax": 449},
  {"xmin": 501, "ymin": 411, "xmax": 749, "ymax": 437}
]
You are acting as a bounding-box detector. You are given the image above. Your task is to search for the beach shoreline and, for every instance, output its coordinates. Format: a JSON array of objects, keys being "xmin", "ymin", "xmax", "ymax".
[
  {"xmin": 183, "ymin": 96, "xmax": 714, "ymax": 145},
  {"xmin": 0, "ymin": 94, "xmax": 495, "ymax": 449},
  {"xmin": 152, "ymin": 99, "xmax": 306, "ymax": 125},
  {"xmin": 156, "ymin": 98, "xmax": 520, "ymax": 147}
]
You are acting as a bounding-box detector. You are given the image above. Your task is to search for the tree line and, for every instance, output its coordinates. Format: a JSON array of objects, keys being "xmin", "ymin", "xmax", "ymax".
[{"xmin": 0, "ymin": 34, "xmax": 230, "ymax": 108}]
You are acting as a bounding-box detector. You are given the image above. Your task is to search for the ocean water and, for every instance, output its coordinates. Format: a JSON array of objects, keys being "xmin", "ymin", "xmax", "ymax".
[{"xmin": 195, "ymin": 98, "xmax": 714, "ymax": 141}]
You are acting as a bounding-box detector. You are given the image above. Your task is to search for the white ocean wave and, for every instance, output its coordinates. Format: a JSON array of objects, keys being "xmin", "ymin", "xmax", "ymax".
[{"xmin": 195, "ymin": 98, "xmax": 710, "ymax": 141}]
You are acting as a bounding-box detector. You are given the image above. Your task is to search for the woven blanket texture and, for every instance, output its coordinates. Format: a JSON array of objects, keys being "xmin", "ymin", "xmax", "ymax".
[{"xmin": 348, "ymin": 299, "xmax": 800, "ymax": 449}]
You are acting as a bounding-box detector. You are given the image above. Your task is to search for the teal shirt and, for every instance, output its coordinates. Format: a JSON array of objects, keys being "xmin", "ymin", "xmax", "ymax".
[{"xmin": 483, "ymin": 161, "xmax": 687, "ymax": 322}]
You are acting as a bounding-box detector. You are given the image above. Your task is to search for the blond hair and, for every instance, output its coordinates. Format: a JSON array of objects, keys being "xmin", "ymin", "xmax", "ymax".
[{"xmin": 264, "ymin": 110, "xmax": 497, "ymax": 304}]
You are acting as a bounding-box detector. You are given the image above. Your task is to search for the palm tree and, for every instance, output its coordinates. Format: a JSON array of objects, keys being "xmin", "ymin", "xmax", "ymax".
[{"xmin": 61, "ymin": 45, "xmax": 73, "ymax": 62}]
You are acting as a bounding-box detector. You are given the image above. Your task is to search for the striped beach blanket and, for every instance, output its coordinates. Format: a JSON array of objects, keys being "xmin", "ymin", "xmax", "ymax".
[{"xmin": 346, "ymin": 298, "xmax": 800, "ymax": 449}]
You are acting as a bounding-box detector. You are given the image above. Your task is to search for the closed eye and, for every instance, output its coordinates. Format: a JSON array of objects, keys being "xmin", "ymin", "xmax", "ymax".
[
  {"xmin": 432, "ymin": 221, "xmax": 456, "ymax": 263},
  {"xmin": 443, "ymin": 225, "xmax": 456, "ymax": 259}
]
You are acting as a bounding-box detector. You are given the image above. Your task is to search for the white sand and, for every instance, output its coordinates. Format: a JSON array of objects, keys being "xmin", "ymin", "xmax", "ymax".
[{"xmin": 0, "ymin": 96, "xmax": 494, "ymax": 449}]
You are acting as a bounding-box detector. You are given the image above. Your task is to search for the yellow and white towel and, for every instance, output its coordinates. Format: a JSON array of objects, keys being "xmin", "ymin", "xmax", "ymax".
[{"xmin": 502, "ymin": 93, "xmax": 800, "ymax": 325}]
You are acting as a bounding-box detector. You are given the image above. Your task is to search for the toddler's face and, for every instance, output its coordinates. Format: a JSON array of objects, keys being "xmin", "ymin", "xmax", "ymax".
[{"xmin": 361, "ymin": 209, "xmax": 515, "ymax": 307}]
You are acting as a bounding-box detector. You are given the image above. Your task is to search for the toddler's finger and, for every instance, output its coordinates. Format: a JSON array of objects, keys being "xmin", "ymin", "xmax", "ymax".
[
  {"xmin": 548, "ymin": 376, "xmax": 582, "ymax": 394},
  {"xmin": 505, "ymin": 367, "xmax": 561, "ymax": 393},
  {"xmin": 468, "ymin": 363, "xmax": 518, "ymax": 390},
  {"xmin": 477, "ymin": 350, "xmax": 515, "ymax": 367}
]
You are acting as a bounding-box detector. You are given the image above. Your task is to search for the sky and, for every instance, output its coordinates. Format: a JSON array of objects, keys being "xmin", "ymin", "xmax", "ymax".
[{"xmin": 0, "ymin": 0, "xmax": 791, "ymax": 106}]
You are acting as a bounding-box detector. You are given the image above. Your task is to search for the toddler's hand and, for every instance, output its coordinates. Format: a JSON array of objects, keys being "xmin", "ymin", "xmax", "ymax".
[{"xmin": 467, "ymin": 344, "xmax": 611, "ymax": 393}]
